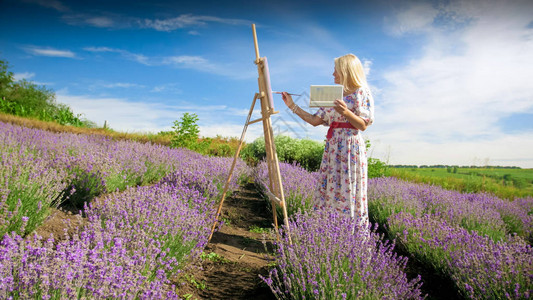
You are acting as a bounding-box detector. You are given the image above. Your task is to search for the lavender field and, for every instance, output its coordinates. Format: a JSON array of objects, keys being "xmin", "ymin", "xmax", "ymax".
[
  {"xmin": 256, "ymin": 162, "xmax": 533, "ymax": 299},
  {"xmin": 0, "ymin": 121, "xmax": 249, "ymax": 298},
  {"xmin": 1, "ymin": 119, "xmax": 532, "ymax": 299}
]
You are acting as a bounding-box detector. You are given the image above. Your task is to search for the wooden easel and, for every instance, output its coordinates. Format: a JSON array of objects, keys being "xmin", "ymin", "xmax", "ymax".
[{"xmin": 208, "ymin": 24, "xmax": 292, "ymax": 244}]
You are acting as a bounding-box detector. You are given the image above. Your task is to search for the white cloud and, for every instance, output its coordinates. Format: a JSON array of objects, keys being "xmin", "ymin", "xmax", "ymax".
[
  {"xmin": 362, "ymin": 59, "xmax": 372, "ymax": 76},
  {"xmin": 84, "ymin": 47, "xmax": 150, "ymax": 65},
  {"xmin": 62, "ymin": 11, "xmax": 249, "ymax": 32},
  {"xmin": 140, "ymin": 14, "xmax": 250, "ymax": 32},
  {"xmin": 83, "ymin": 46, "xmax": 114, "ymax": 53},
  {"xmin": 83, "ymin": 46, "xmax": 253, "ymax": 78},
  {"xmin": 200, "ymin": 123, "xmax": 265, "ymax": 142},
  {"xmin": 96, "ymin": 82, "xmax": 145, "ymax": 89},
  {"xmin": 151, "ymin": 83, "xmax": 182, "ymax": 94},
  {"xmin": 21, "ymin": 0, "xmax": 69, "ymax": 12},
  {"xmin": 85, "ymin": 16, "xmax": 115, "ymax": 28},
  {"xmin": 384, "ymin": 2, "xmax": 438, "ymax": 36},
  {"xmin": 162, "ymin": 55, "xmax": 209, "ymax": 66},
  {"xmin": 24, "ymin": 46, "xmax": 76, "ymax": 58},
  {"xmin": 62, "ymin": 13, "xmax": 131, "ymax": 29},
  {"xmin": 55, "ymin": 90, "xmax": 258, "ymax": 140},
  {"xmin": 56, "ymin": 91, "xmax": 171, "ymax": 132},
  {"xmin": 375, "ymin": 0, "xmax": 533, "ymax": 167},
  {"xmin": 161, "ymin": 55, "xmax": 256, "ymax": 79},
  {"xmin": 13, "ymin": 72, "xmax": 35, "ymax": 81},
  {"xmin": 370, "ymin": 130, "xmax": 533, "ymax": 168}
]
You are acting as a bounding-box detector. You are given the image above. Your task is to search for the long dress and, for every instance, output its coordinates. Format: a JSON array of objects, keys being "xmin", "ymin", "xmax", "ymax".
[{"xmin": 313, "ymin": 86, "xmax": 375, "ymax": 229}]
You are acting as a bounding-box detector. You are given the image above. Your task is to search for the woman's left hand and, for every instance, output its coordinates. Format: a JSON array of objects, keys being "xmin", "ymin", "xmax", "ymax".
[{"xmin": 333, "ymin": 99, "xmax": 348, "ymax": 116}]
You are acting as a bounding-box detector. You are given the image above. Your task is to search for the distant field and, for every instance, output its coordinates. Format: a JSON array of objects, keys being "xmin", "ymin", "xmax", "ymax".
[{"xmin": 390, "ymin": 167, "xmax": 533, "ymax": 200}]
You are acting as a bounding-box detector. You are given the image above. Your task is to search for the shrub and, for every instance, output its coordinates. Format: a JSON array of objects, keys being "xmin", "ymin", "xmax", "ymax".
[
  {"xmin": 0, "ymin": 58, "xmax": 88, "ymax": 127},
  {"xmin": 368, "ymin": 157, "xmax": 390, "ymax": 178},
  {"xmin": 241, "ymin": 135, "xmax": 324, "ymax": 171},
  {"xmin": 171, "ymin": 112, "xmax": 201, "ymax": 149},
  {"xmin": 243, "ymin": 135, "xmax": 389, "ymax": 176}
]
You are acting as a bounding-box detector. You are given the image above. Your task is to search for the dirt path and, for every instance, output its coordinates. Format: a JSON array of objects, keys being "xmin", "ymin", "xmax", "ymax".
[{"xmin": 178, "ymin": 182, "xmax": 277, "ymax": 299}]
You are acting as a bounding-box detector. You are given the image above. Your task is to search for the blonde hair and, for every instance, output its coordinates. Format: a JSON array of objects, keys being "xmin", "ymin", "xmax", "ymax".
[{"xmin": 334, "ymin": 54, "xmax": 368, "ymax": 94}]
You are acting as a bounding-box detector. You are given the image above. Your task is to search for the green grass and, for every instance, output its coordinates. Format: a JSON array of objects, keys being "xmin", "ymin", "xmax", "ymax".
[
  {"xmin": 249, "ymin": 225, "xmax": 270, "ymax": 234},
  {"xmin": 200, "ymin": 252, "xmax": 229, "ymax": 263},
  {"xmin": 390, "ymin": 167, "xmax": 533, "ymax": 200}
]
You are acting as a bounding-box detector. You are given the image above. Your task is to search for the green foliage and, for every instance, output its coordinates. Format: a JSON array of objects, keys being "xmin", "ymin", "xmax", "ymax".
[
  {"xmin": 365, "ymin": 140, "xmax": 390, "ymax": 178},
  {"xmin": 0, "ymin": 59, "xmax": 14, "ymax": 96},
  {"xmin": 182, "ymin": 274, "xmax": 207, "ymax": 290},
  {"xmin": 171, "ymin": 113, "xmax": 201, "ymax": 149},
  {"xmin": 58, "ymin": 168, "xmax": 107, "ymax": 210},
  {"xmin": 249, "ymin": 225, "xmax": 270, "ymax": 234},
  {"xmin": 209, "ymin": 142, "xmax": 232, "ymax": 157},
  {"xmin": 390, "ymin": 167, "xmax": 533, "ymax": 199},
  {"xmin": 242, "ymin": 135, "xmax": 390, "ymax": 176},
  {"xmin": 0, "ymin": 58, "xmax": 91, "ymax": 127},
  {"xmin": 201, "ymin": 251, "xmax": 230, "ymax": 263},
  {"xmin": 368, "ymin": 158, "xmax": 390, "ymax": 178},
  {"xmin": 240, "ymin": 137, "xmax": 266, "ymax": 165},
  {"xmin": 169, "ymin": 115, "xmax": 237, "ymax": 157},
  {"xmin": 241, "ymin": 135, "xmax": 324, "ymax": 171}
]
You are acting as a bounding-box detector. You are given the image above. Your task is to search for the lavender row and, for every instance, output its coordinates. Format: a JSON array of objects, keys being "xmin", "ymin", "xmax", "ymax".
[
  {"xmin": 261, "ymin": 210, "xmax": 425, "ymax": 299},
  {"xmin": 254, "ymin": 162, "xmax": 424, "ymax": 299},
  {"xmin": 368, "ymin": 177, "xmax": 533, "ymax": 242},
  {"xmin": 368, "ymin": 177, "xmax": 533, "ymax": 298},
  {"xmin": 0, "ymin": 145, "xmax": 70, "ymax": 237},
  {"xmin": 388, "ymin": 212, "xmax": 532, "ymax": 299},
  {"xmin": 253, "ymin": 161, "xmax": 319, "ymax": 217},
  {"xmin": 0, "ymin": 121, "xmax": 249, "ymax": 237},
  {"xmin": 0, "ymin": 162, "xmax": 249, "ymax": 298},
  {"xmin": 257, "ymin": 163, "xmax": 533, "ymax": 299}
]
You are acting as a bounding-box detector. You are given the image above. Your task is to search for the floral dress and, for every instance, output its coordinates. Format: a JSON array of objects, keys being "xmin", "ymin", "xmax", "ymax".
[{"xmin": 313, "ymin": 87, "xmax": 374, "ymax": 229}]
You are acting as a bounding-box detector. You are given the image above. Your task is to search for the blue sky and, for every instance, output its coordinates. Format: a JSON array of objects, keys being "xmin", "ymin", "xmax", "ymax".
[{"xmin": 1, "ymin": 0, "xmax": 532, "ymax": 168}]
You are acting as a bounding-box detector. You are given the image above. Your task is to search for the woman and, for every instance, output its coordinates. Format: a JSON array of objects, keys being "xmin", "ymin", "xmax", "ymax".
[{"xmin": 281, "ymin": 53, "xmax": 374, "ymax": 230}]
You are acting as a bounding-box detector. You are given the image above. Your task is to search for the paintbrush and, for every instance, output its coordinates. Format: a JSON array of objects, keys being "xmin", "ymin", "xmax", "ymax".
[{"xmin": 272, "ymin": 91, "xmax": 302, "ymax": 96}]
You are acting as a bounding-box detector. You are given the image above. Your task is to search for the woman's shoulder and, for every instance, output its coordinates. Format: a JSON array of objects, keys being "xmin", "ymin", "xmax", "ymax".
[
  {"xmin": 344, "ymin": 87, "xmax": 364, "ymax": 100},
  {"xmin": 354, "ymin": 86, "xmax": 372, "ymax": 99}
]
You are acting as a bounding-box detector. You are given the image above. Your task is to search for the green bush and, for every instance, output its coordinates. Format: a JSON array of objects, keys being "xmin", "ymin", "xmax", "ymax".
[
  {"xmin": 242, "ymin": 135, "xmax": 390, "ymax": 175},
  {"xmin": 171, "ymin": 112, "xmax": 201, "ymax": 149},
  {"xmin": 0, "ymin": 58, "xmax": 90, "ymax": 127},
  {"xmin": 368, "ymin": 157, "xmax": 390, "ymax": 178},
  {"xmin": 365, "ymin": 140, "xmax": 389, "ymax": 178},
  {"xmin": 240, "ymin": 137, "xmax": 266, "ymax": 166},
  {"xmin": 240, "ymin": 135, "xmax": 324, "ymax": 171}
]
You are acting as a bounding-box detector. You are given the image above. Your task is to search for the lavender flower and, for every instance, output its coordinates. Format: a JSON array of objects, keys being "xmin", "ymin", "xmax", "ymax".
[
  {"xmin": 0, "ymin": 121, "xmax": 249, "ymax": 236},
  {"xmin": 0, "ymin": 121, "xmax": 251, "ymax": 298},
  {"xmin": 369, "ymin": 177, "xmax": 532, "ymax": 242},
  {"xmin": 261, "ymin": 209, "xmax": 425, "ymax": 299},
  {"xmin": 254, "ymin": 161, "xmax": 319, "ymax": 217},
  {"xmin": 388, "ymin": 212, "xmax": 532, "ymax": 299}
]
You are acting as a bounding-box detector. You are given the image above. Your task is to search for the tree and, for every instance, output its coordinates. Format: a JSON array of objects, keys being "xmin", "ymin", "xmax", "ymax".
[
  {"xmin": 0, "ymin": 59, "xmax": 14, "ymax": 98},
  {"xmin": 171, "ymin": 113, "xmax": 200, "ymax": 149}
]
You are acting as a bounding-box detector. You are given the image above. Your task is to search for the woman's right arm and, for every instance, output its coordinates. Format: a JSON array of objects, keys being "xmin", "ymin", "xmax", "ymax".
[{"xmin": 282, "ymin": 92, "xmax": 325, "ymax": 126}]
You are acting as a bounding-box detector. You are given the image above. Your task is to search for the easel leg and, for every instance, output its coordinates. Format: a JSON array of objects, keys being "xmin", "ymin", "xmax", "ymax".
[
  {"xmin": 208, "ymin": 94, "xmax": 258, "ymax": 243},
  {"xmin": 263, "ymin": 115, "xmax": 291, "ymax": 244}
]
